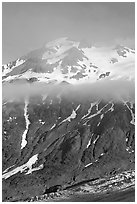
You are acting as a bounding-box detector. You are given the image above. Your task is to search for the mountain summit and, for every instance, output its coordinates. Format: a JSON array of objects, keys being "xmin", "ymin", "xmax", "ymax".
[{"xmin": 2, "ymin": 38, "xmax": 135, "ymax": 84}]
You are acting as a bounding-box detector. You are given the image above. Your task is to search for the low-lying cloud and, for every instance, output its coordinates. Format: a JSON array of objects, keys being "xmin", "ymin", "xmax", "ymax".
[{"xmin": 2, "ymin": 79, "xmax": 135, "ymax": 103}]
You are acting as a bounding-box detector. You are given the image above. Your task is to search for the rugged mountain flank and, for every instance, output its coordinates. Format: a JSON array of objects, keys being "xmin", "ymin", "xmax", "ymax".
[{"xmin": 2, "ymin": 38, "xmax": 135, "ymax": 201}]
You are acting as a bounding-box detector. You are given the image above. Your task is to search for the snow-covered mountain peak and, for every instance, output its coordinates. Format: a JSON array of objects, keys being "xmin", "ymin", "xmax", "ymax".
[
  {"xmin": 42, "ymin": 37, "xmax": 80, "ymax": 61},
  {"xmin": 2, "ymin": 38, "xmax": 135, "ymax": 84}
]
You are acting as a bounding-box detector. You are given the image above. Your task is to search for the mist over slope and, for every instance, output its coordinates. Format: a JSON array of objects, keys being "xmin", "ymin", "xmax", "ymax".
[{"xmin": 3, "ymin": 79, "xmax": 135, "ymax": 103}]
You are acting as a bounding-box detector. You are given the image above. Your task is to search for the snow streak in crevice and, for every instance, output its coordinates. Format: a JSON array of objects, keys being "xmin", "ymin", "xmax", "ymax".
[
  {"xmin": 81, "ymin": 102, "xmax": 97, "ymax": 119},
  {"xmin": 60, "ymin": 104, "xmax": 81, "ymax": 124},
  {"xmin": 21, "ymin": 98, "xmax": 30, "ymax": 149},
  {"xmin": 93, "ymin": 135, "xmax": 100, "ymax": 145},
  {"xmin": 124, "ymin": 102, "xmax": 135, "ymax": 125}
]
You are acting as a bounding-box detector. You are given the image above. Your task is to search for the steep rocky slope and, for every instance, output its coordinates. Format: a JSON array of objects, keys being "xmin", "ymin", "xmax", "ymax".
[{"xmin": 2, "ymin": 93, "xmax": 135, "ymax": 201}]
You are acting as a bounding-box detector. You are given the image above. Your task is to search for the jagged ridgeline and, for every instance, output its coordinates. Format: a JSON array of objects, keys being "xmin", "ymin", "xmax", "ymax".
[{"xmin": 2, "ymin": 38, "xmax": 135, "ymax": 201}]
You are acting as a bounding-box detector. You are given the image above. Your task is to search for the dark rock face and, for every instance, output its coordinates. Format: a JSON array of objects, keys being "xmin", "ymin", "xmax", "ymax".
[{"xmin": 2, "ymin": 95, "xmax": 135, "ymax": 201}]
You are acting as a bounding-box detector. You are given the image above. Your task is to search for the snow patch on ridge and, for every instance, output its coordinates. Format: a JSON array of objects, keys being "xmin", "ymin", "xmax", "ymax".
[
  {"xmin": 2, "ymin": 154, "xmax": 39, "ymax": 179},
  {"xmin": 60, "ymin": 105, "xmax": 80, "ymax": 124},
  {"xmin": 25, "ymin": 164, "xmax": 44, "ymax": 175},
  {"xmin": 3, "ymin": 165, "xmax": 15, "ymax": 174},
  {"xmin": 82, "ymin": 46, "xmax": 135, "ymax": 81},
  {"xmin": 61, "ymin": 110, "xmax": 77, "ymax": 123},
  {"xmin": 2, "ymin": 59, "xmax": 25, "ymax": 77}
]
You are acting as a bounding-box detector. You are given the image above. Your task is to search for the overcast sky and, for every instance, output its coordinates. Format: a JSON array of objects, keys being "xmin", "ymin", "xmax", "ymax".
[{"xmin": 2, "ymin": 2, "xmax": 135, "ymax": 64}]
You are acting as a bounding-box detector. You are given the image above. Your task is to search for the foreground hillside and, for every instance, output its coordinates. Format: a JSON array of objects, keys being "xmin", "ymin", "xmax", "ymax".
[{"xmin": 2, "ymin": 91, "xmax": 135, "ymax": 201}]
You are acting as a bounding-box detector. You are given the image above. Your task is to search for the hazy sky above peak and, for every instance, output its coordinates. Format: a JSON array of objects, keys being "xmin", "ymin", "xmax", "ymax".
[{"xmin": 2, "ymin": 2, "xmax": 135, "ymax": 64}]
